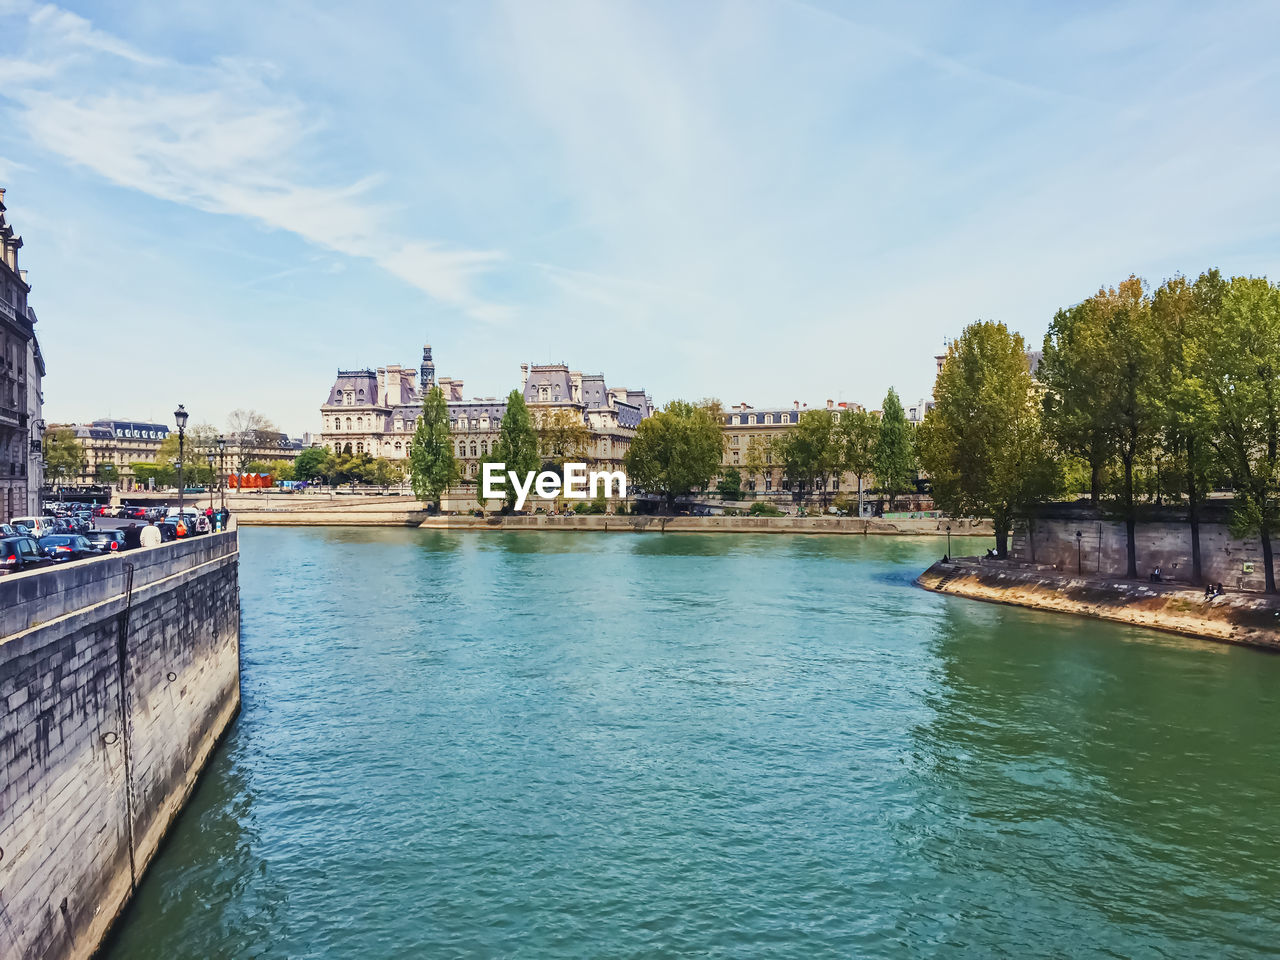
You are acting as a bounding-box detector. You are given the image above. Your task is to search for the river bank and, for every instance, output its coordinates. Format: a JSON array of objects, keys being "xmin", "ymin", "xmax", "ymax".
[
  {"xmin": 418, "ymin": 514, "xmax": 994, "ymax": 536},
  {"xmin": 917, "ymin": 558, "xmax": 1280, "ymax": 650}
]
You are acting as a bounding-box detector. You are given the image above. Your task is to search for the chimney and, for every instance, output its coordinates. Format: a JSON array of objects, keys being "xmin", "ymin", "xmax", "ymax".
[
  {"xmin": 793, "ymin": 400, "xmax": 800, "ymax": 410},
  {"xmin": 826, "ymin": 399, "xmax": 834, "ymax": 410}
]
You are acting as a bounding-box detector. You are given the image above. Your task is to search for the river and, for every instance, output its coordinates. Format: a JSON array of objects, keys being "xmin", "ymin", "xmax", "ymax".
[{"xmin": 103, "ymin": 528, "xmax": 1280, "ymax": 958}]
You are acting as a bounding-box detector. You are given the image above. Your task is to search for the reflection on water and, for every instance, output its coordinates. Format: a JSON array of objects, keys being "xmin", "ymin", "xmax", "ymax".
[{"xmin": 105, "ymin": 530, "xmax": 1280, "ymax": 959}]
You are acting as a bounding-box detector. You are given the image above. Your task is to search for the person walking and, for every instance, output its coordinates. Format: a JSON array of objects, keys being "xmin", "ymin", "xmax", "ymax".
[{"xmin": 140, "ymin": 518, "xmax": 162, "ymax": 548}]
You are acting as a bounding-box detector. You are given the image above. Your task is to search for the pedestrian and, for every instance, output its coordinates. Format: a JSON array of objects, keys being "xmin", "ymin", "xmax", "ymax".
[
  {"xmin": 175, "ymin": 518, "xmax": 187, "ymax": 539},
  {"xmin": 123, "ymin": 522, "xmax": 141, "ymax": 550},
  {"xmin": 139, "ymin": 518, "xmax": 162, "ymax": 548}
]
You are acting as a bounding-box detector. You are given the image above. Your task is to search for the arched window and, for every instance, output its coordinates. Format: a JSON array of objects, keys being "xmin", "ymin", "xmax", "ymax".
[
  {"xmin": 457, "ymin": 441, "xmax": 465, "ymax": 457},
  {"xmin": 356, "ymin": 442, "xmax": 364, "ymax": 454},
  {"xmin": 481, "ymin": 440, "xmax": 489, "ymax": 455},
  {"xmin": 764, "ymin": 414, "xmax": 773, "ymax": 425},
  {"xmin": 470, "ymin": 442, "xmax": 477, "ymax": 457},
  {"xmin": 346, "ymin": 418, "xmax": 352, "ymax": 431},
  {"xmin": 357, "ymin": 417, "xmax": 363, "ymax": 429},
  {"xmin": 343, "ymin": 443, "xmax": 352, "ymax": 454},
  {"xmin": 748, "ymin": 415, "xmax": 757, "ymax": 425},
  {"xmin": 394, "ymin": 441, "xmax": 402, "ymax": 453}
]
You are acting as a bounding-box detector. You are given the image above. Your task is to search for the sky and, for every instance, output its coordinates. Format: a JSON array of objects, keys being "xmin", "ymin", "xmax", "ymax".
[{"xmin": 1, "ymin": 0, "xmax": 1278, "ymax": 436}]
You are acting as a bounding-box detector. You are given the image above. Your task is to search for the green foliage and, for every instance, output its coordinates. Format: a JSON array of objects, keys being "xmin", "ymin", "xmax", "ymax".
[
  {"xmin": 131, "ymin": 461, "xmax": 172, "ymax": 488},
  {"xmin": 494, "ymin": 389, "xmax": 541, "ymax": 509},
  {"xmin": 534, "ymin": 407, "xmax": 590, "ymax": 470},
  {"xmin": 748, "ymin": 500, "xmax": 783, "ymax": 517},
  {"xmin": 44, "ymin": 428, "xmax": 84, "ymax": 484},
  {"xmin": 874, "ymin": 389, "xmax": 916, "ymax": 510},
  {"xmin": 742, "ymin": 436, "xmax": 769, "ymax": 489},
  {"xmin": 623, "ymin": 399, "xmax": 725, "ymax": 508},
  {"xmin": 1186, "ymin": 274, "xmax": 1280, "ymax": 591},
  {"xmin": 774, "ymin": 410, "xmax": 841, "ymax": 505},
  {"xmin": 918, "ymin": 321, "xmax": 1060, "ymax": 556},
  {"xmin": 293, "ymin": 447, "xmax": 333, "ymax": 483},
  {"xmin": 243, "ymin": 461, "xmax": 274, "ymax": 475},
  {"xmin": 95, "ymin": 463, "xmax": 120, "ymax": 485},
  {"xmin": 408, "ymin": 386, "xmax": 457, "ymax": 505},
  {"xmin": 717, "ymin": 467, "xmax": 743, "ymax": 500}
]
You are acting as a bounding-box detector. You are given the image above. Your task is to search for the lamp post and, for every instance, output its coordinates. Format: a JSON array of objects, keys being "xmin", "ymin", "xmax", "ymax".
[
  {"xmin": 1076, "ymin": 530, "xmax": 1083, "ymax": 575},
  {"xmin": 174, "ymin": 404, "xmax": 188, "ymax": 522},
  {"xmin": 217, "ymin": 435, "xmax": 226, "ymax": 513},
  {"xmin": 207, "ymin": 453, "xmax": 216, "ymax": 519}
]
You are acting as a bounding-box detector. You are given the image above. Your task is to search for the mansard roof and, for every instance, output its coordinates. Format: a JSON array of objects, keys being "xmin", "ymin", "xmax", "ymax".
[{"xmin": 326, "ymin": 370, "xmax": 380, "ymax": 406}]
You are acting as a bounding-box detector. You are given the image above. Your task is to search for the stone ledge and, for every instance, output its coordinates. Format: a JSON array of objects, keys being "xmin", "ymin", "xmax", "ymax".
[{"xmin": 917, "ymin": 560, "xmax": 1280, "ymax": 650}]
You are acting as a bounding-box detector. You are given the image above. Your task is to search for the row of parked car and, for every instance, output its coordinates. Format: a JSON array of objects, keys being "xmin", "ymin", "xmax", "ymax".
[
  {"xmin": 1, "ymin": 508, "xmax": 216, "ymax": 574},
  {"xmin": 0, "ymin": 529, "xmax": 126, "ymax": 573}
]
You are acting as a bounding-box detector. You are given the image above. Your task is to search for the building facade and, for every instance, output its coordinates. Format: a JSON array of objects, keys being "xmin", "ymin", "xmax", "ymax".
[
  {"xmin": 0, "ymin": 188, "xmax": 39, "ymax": 523},
  {"xmin": 319, "ymin": 344, "xmax": 651, "ymax": 482},
  {"xmin": 722, "ymin": 400, "xmax": 863, "ymax": 497}
]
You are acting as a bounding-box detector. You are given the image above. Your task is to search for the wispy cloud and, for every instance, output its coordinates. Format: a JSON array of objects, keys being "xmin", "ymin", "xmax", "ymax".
[{"xmin": 0, "ymin": 2, "xmax": 506, "ymax": 321}]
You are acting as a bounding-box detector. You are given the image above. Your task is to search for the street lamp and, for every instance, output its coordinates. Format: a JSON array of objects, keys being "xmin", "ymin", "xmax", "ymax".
[
  {"xmin": 174, "ymin": 404, "xmax": 188, "ymax": 523},
  {"xmin": 207, "ymin": 453, "xmax": 216, "ymax": 520},
  {"xmin": 946, "ymin": 523, "xmax": 952, "ymax": 559},
  {"xmin": 217, "ymin": 435, "xmax": 227, "ymax": 514},
  {"xmin": 1076, "ymin": 530, "xmax": 1083, "ymax": 575}
]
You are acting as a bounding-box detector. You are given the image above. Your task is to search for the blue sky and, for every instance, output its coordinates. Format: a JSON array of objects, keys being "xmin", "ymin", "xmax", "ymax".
[{"xmin": 2, "ymin": 0, "xmax": 1278, "ymax": 435}]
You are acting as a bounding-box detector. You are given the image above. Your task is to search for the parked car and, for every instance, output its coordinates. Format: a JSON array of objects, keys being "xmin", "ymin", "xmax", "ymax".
[
  {"xmin": 0, "ymin": 524, "xmax": 15, "ymax": 537},
  {"xmin": 39, "ymin": 535, "xmax": 98, "ymax": 562},
  {"xmin": 84, "ymin": 529, "xmax": 127, "ymax": 553},
  {"xmin": 10, "ymin": 516, "xmax": 53, "ymax": 538},
  {"xmin": 0, "ymin": 536, "xmax": 54, "ymax": 574}
]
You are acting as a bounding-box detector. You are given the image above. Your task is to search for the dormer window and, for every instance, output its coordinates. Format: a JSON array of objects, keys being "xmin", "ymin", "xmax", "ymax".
[
  {"xmin": 748, "ymin": 415, "xmax": 756, "ymax": 425},
  {"xmin": 764, "ymin": 414, "xmax": 773, "ymax": 425}
]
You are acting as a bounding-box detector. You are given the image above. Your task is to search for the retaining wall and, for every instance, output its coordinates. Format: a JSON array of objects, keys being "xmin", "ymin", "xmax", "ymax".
[
  {"xmin": 0, "ymin": 532, "xmax": 241, "ymax": 960},
  {"xmin": 420, "ymin": 514, "xmax": 994, "ymax": 536}
]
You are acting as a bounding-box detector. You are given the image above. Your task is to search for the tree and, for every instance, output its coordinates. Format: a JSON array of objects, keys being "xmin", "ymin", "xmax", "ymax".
[
  {"xmin": 742, "ymin": 436, "xmax": 768, "ymax": 494},
  {"xmin": 408, "ymin": 386, "xmax": 457, "ymax": 506},
  {"xmin": 624, "ymin": 399, "xmax": 725, "ymax": 510},
  {"xmin": 1041, "ymin": 302, "xmax": 1115, "ymax": 506},
  {"xmin": 837, "ymin": 408, "xmax": 878, "ymax": 518},
  {"xmin": 493, "ymin": 389, "xmax": 541, "ymax": 510},
  {"xmin": 1188, "ymin": 275, "xmax": 1280, "ymax": 592},
  {"xmin": 775, "ymin": 410, "xmax": 841, "ymax": 507},
  {"xmin": 1152, "ymin": 271, "xmax": 1226, "ymax": 583},
  {"xmin": 367, "ymin": 457, "xmax": 404, "ymax": 490},
  {"xmin": 293, "ymin": 447, "xmax": 334, "ymax": 484},
  {"xmin": 156, "ymin": 429, "xmax": 216, "ymax": 485},
  {"xmin": 95, "ymin": 463, "xmax": 120, "ymax": 486},
  {"xmin": 534, "ymin": 407, "xmax": 590, "ymax": 472},
  {"xmin": 274, "ymin": 461, "xmax": 296, "ymax": 483},
  {"xmin": 225, "ymin": 409, "xmax": 279, "ymax": 471},
  {"xmin": 918, "ymin": 321, "xmax": 1060, "ymax": 558},
  {"xmin": 874, "ymin": 389, "xmax": 916, "ymax": 511},
  {"xmin": 44, "ymin": 428, "xmax": 84, "ymax": 487},
  {"xmin": 1042, "ymin": 277, "xmax": 1161, "ymax": 578},
  {"xmin": 717, "ymin": 467, "xmax": 743, "ymax": 501},
  {"xmin": 131, "ymin": 462, "xmax": 172, "ymax": 488}
]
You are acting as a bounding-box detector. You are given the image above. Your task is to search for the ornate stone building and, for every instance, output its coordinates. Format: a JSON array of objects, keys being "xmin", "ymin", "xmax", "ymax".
[
  {"xmin": 722, "ymin": 399, "xmax": 864, "ymax": 497},
  {"xmin": 0, "ymin": 188, "xmax": 41, "ymax": 522},
  {"xmin": 319, "ymin": 344, "xmax": 651, "ymax": 481}
]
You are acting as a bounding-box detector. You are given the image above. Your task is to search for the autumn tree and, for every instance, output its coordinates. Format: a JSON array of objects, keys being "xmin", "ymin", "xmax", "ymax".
[
  {"xmin": 225, "ymin": 409, "xmax": 279, "ymax": 471},
  {"xmin": 918, "ymin": 321, "xmax": 1060, "ymax": 557},
  {"xmin": 534, "ymin": 407, "xmax": 589, "ymax": 473}
]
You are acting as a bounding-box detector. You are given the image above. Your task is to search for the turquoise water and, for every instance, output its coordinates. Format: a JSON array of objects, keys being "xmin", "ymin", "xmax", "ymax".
[{"xmin": 105, "ymin": 529, "xmax": 1280, "ymax": 958}]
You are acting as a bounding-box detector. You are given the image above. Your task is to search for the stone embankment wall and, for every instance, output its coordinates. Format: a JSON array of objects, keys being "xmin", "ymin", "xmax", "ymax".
[
  {"xmin": 1012, "ymin": 512, "xmax": 1270, "ymax": 592},
  {"xmin": 918, "ymin": 559, "xmax": 1280, "ymax": 650},
  {"xmin": 233, "ymin": 494, "xmax": 429, "ymax": 526},
  {"xmin": 0, "ymin": 533, "xmax": 241, "ymax": 960},
  {"xmin": 421, "ymin": 514, "xmax": 994, "ymax": 536}
]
